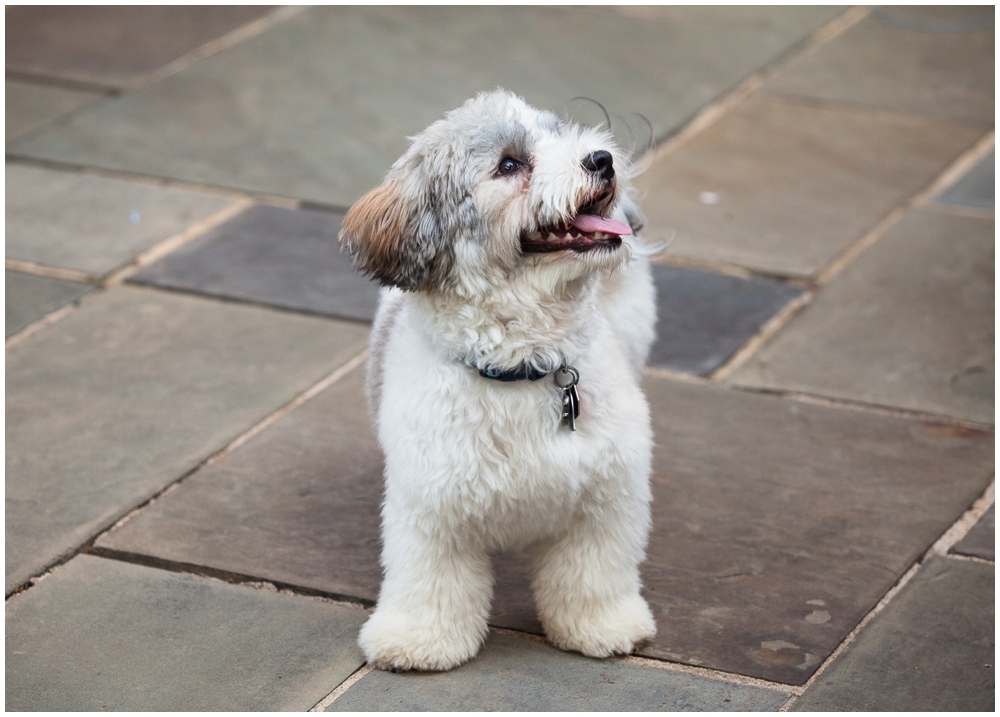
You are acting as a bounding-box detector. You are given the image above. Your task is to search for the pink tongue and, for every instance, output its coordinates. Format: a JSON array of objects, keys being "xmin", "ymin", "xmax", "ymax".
[{"xmin": 570, "ymin": 214, "xmax": 632, "ymax": 236}]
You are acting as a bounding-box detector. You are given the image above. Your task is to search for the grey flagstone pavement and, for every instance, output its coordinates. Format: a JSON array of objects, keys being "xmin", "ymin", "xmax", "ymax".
[
  {"xmin": 5, "ymin": 555, "xmax": 367, "ymax": 711},
  {"xmin": 6, "ymin": 286, "xmax": 369, "ymax": 594},
  {"xmin": 8, "ymin": 6, "xmax": 843, "ymax": 207}
]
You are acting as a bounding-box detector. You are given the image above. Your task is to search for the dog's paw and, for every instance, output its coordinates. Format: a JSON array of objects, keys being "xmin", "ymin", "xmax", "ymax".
[
  {"xmin": 542, "ymin": 593, "xmax": 657, "ymax": 658},
  {"xmin": 358, "ymin": 609, "xmax": 486, "ymax": 672}
]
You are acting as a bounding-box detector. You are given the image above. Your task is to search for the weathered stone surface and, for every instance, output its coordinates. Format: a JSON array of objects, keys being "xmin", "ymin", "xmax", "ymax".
[
  {"xmin": 6, "ymin": 286, "xmax": 369, "ymax": 594},
  {"xmin": 95, "ymin": 363, "xmax": 385, "ymax": 600},
  {"xmin": 5, "ymin": 6, "xmax": 275, "ymax": 87},
  {"xmin": 9, "ymin": 6, "xmax": 841, "ymax": 206},
  {"xmin": 5, "ymin": 80, "xmax": 103, "ymax": 142},
  {"xmin": 491, "ymin": 377, "xmax": 994, "ymax": 684},
  {"xmin": 5, "ymin": 270, "xmax": 92, "ymax": 337},
  {"xmin": 765, "ymin": 9, "xmax": 994, "ymax": 125},
  {"xmin": 6, "ymin": 164, "xmax": 235, "ymax": 276},
  {"xmin": 951, "ymin": 505, "xmax": 995, "ymax": 561},
  {"xmin": 129, "ymin": 204, "xmax": 381, "ymax": 322},
  {"xmin": 792, "ymin": 555, "xmax": 995, "ymax": 711},
  {"xmin": 634, "ymin": 92, "xmax": 983, "ymax": 278},
  {"xmin": 939, "ymin": 150, "xmax": 994, "ymax": 211},
  {"xmin": 730, "ymin": 208, "xmax": 994, "ymax": 425},
  {"xmin": 648, "ymin": 264, "xmax": 802, "ymax": 375},
  {"xmin": 97, "ymin": 360, "xmax": 994, "ymax": 686},
  {"xmin": 5, "ymin": 555, "xmax": 366, "ymax": 711},
  {"xmin": 329, "ymin": 631, "xmax": 790, "ymax": 712},
  {"xmin": 635, "ymin": 378, "xmax": 993, "ymax": 684}
]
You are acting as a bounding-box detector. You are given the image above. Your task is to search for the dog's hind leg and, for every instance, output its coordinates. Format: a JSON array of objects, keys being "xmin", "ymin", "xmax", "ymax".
[
  {"xmin": 359, "ymin": 517, "xmax": 493, "ymax": 672},
  {"xmin": 531, "ymin": 496, "xmax": 657, "ymax": 658}
]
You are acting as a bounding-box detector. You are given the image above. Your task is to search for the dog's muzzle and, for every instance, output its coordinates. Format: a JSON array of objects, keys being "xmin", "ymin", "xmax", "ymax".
[
  {"xmin": 521, "ymin": 150, "xmax": 631, "ymax": 254},
  {"xmin": 519, "ymin": 213, "xmax": 632, "ymax": 254}
]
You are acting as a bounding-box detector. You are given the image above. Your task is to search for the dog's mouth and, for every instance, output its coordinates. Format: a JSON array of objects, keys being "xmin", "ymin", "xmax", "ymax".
[{"xmin": 520, "ymin": 214, "xmax": 632, "ymax": 254}]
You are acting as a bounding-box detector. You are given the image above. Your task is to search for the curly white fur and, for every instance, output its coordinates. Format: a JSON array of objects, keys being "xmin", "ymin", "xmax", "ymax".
[{"xmin": 340, "ymin": 89, "xmax": 658, "ymax": 671}]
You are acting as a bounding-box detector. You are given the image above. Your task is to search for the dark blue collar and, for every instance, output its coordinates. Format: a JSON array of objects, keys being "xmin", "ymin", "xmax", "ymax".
[{"xmin": 473, "ymin": 362, "xmax": 550, "ymax": 382}]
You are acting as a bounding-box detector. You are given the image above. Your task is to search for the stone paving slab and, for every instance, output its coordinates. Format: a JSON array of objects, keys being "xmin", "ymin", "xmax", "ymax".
[
  {"xmin": 633, "ymin": 92, "xmax": 984, "ymax": 278},
  {"xmin": 5, "ymin": 554, "xmax": 366, "ymax": 711},
  {"xmin": 5, "ymin": 6, "xmax": 276, "ymax": 87},
  {"xmin": 729, "ymin": 207, "xmax": 994, "ymax": 424},
  {"xmin": 5, "ymin": 269, "xmax": 92, "ymax": 337},
  {"xmin": 792, "ymin": 555, "xmax": 995, "ymax": 711},
  {"xmin": 939, "ymin": 149, "xmax": 995, "ymax": 211},
  {"xmin": 129, "ymin": 204, "xmax": 381, "ymax": 322},
  {"xmin": 951, "ymin": 505, "xmax": 995, "ymax": 561},
  {"xmin": 9, "ymin": 6, "xmax": 842, "ymax": 207},
  {"xmin": 329, "ymin": 632, "xmax": 790, "ymax": 712},
  {"xmin": 765, "ymin": 9, "xmax": 994, "ymax": 125},
  {"xmin": 97, "ymin": 361, "xmax": 994, "ymax": 685},
  {"xmin": 5, "ymin": 79, "xmax": 104, "ymax": 142},
  {"xmin": 6, "ymin": 164, "xmax": 236, "ymax": 276},
  {"xmin": 6, "ymin": 285, "xmax": 369, "ymax": 594},
  {"xmin": 96, "ymin": 363, "xmax": 384, "ymax": 599},
  {"xmin": 496, "ymin": 377, "xmax": 995, "ymax": 684},
  {"xmin": 648, "ymin": 264, "xmax": 803, "ymax": 375},
  {"xmin": 869, "ymin": 4, "xmax": 997, "ymax": 32}
]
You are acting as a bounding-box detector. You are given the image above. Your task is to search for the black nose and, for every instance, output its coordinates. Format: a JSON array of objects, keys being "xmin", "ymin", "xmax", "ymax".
[{"xmin": 582, "ymin": 150, "xmax": 615, "ymax": 182}]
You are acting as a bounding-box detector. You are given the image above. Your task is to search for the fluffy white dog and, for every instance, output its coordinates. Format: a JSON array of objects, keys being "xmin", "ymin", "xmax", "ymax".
[{"xmin": 340, "ymin": 89, "xmax": 658, "ymax": 672}]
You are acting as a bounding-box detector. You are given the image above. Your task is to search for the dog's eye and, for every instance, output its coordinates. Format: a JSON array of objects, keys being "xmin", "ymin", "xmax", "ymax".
[{"xmin": 496, "ymin": 157, "xmax": 523, "ymax": 177}]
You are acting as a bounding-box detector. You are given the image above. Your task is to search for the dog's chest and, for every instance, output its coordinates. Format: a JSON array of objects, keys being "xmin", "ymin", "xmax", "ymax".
[{"xmin": 378, "ymin": 338, "xmax": 647, "ymax": 531}]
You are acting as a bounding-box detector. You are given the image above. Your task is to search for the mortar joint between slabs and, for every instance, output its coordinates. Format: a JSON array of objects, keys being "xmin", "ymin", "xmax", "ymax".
[
  {"xmin": 787, "ymin": 479, "xmax": 996, "ymax": 705},
  {"xmin": 310, "ymin": 663, "xmax": 376, "ymax": 712}
]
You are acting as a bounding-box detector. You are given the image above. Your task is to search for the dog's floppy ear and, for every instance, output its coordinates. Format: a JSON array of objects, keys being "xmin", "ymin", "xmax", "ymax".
[{"xmin": 339, "ymin": 177, "xmax": 451, "ymax": 292}]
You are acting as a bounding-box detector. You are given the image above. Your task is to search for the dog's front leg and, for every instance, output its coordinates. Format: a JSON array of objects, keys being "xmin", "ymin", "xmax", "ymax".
[
  {"xmin": 359, "ymin": 512, "xmax": 493, "ymax": 672},
  {"xmin": 532, "ymin": 498, "xmax": 657, "ymax": 658}
]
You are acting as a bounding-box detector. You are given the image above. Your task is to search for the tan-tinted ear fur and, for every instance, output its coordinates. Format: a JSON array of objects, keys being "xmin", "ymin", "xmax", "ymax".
[{"xmin": 339, "ymin": 179, "xmax": 450, "ymax": 292}]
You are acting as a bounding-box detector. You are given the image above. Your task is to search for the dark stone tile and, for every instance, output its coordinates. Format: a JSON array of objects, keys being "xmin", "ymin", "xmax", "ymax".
[
  {"xmin": 792, "ymin": 555, "xmax": 995, "ymax": 711},
  {"xmin": 491, "ymin": 553, "xmax": 544, "ymax": 635},
  {"xmin": 95, "ymin": 363, "xmax": 385, "ymax": 600},
  {"xmin": 128, "ymin": 204, "xmax": 381, "ymax": 322},
  {"xmin": 6, "ymin": 286, "xmax": 369, "ymax": 594},
  {"xmin": 648, "ymin": 264, "xmax": 803, "ymax": 375},
  {"xmin": 491, "ymin": 379, "xmax": 995, "ymax": 684},
  {"xmin": 765, "ymin": 10, "xmax": 994, "ymax": 125},
  {"xmin": 9, "ymin": 6, "xmax": 841, "ymax": 206},
  {"xmin": 869, "ymin": 5, "xmax": 997, "ymax": 33},
  {"xmin": 99, "ymin": 360, "xmax": 994, "ymax": 686},
  {"xmin": 634, "ymin": 378, "xmax": 993, "ymax": 684},
  {"xmin": 730, "ymin": 208, "xmax": 994, "ymax": 425},
  {"xmin": 951, "ymin": 505, "xmax": 995, "ymax": 561},
  {"xmin": 7, "ymin": 164, "xmax": 235, "ymax": 277},
  {"xmin": 939, "ymin": 150, "xmax": 995, "ymax": 211},
  {"xmin": 6, "ymin": 6, "xmax": 275, "ymax": 87},
  {"xmin": 329, "ymin": 631, "xmax": 790, "ymax": 712},
  {"xmin": 5, "ymin": 555, "xmax": 365, "ymax": 711},
  {"xmin": 634, "ymin": 92, "xmax": 984, "ymax": 278},
  {"xmin": 6, "ymin": 79, "xmax": 103, "ymax": 142},
  {"xmin": 5, "ymin": 270, "xmax": 92, "ymax": 337}
]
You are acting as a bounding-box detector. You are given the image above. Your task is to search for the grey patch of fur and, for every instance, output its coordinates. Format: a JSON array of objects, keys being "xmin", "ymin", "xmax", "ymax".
[
  {"xmin": 538, "ymin": 110, "xmax": 566, "ymax": 134},
  {"xmin": 468, "ymin": 118, "xmax": 531, "ymax": 167},
  {"xmin": 366, "ymin": 288, "xmax": 407, "ymax": 427},
  {"xmin": 622, "ymin": 202, "xmax": 645, "ymax": 233}
]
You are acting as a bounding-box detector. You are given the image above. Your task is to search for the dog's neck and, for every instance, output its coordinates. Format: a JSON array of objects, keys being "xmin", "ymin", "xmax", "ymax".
[{"xmin": 413, "ymin": 271, "xmax": 602, "ymax": 373}]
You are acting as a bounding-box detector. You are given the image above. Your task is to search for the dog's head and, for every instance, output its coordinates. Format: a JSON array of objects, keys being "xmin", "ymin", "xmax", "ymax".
[{"xmin": 340, "ymin": 89, "xmax": 644, "ymax": 295}]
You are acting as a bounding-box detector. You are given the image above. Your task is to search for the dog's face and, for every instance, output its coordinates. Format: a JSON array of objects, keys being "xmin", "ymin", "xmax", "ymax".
[{"xmin": 340, "ymin": 89, "xmax": 642, "ymax": 296}]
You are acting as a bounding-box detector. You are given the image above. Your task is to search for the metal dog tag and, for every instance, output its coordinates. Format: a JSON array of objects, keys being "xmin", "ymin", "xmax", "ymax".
[{"xmin": 554, "ymin": 365, "xmax": 581, "ymax": 431}]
